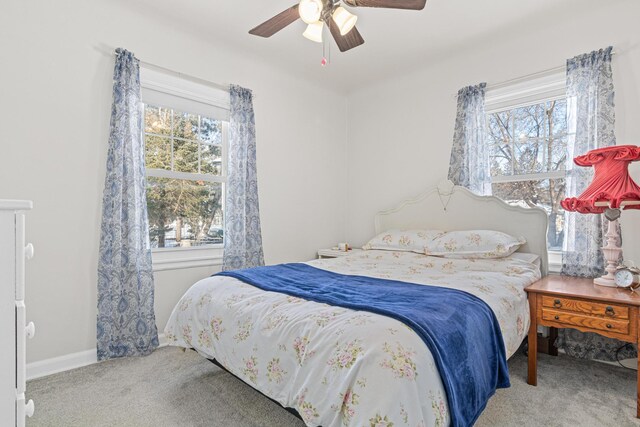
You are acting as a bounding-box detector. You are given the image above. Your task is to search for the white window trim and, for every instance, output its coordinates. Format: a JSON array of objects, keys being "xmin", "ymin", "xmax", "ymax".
[
  {"xmin": 485, "ymin": 69, "xmax": 567, "ymax": 273},
  {"xmin": 140, "ymin": 66, "xmax": 230, "ymax": 121},
  {"xmin": 151, "ymin": 246, "xmax": 223, "ymax": 272},
  {"xmin": 146, "ymin": 168, "xmax": 226, "ymax": 184},
  {"xmin": 141, "ymin": 66, "xmax": 230, "ymax": 271},
  {"xmin": 548, "ymin": 250, "xmax": 562, "ymax": 273},
  {"xmin": 485, "ymin": 68, "xmax": 566, "ymax": 113},
  {"xmin": 490, "ymin": 170, "xmax": 565, "ymax": 184}
]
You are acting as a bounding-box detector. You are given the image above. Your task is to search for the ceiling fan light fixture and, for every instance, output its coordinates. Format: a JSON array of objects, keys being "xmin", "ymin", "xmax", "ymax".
[
  {"xmin": 332, "ymin": 6, "xmax": 358, "ymax": 35},
  {"xmin": 299, "ymin": 0, "xmax": 323, "ymax": 24},
  {"xmin": 303, "ymin": 21, "xmax": 324, "ymax": 43}
]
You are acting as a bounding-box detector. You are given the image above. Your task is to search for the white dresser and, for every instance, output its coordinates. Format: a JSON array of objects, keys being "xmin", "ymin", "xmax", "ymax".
[{"xmin": 1, "ymin": 201, "xmax": 35, "ymax": 426}]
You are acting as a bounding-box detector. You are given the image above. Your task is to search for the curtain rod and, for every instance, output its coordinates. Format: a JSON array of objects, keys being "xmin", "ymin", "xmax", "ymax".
[
  {"xmin": 452, "ymin": 50, "xmax": 617, "ymax": 97},
  {"xmin": 138, "ymin": 60, "xmax": 231, "ymax": 93},
  {"xmin": 95, "ymin": 44, "xmax": 232, "ymax": 93}
]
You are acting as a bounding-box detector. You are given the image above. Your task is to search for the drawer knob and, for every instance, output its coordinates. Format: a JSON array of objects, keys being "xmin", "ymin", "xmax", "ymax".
[
  {"xmin": 605, "ymin": 306, "xmax": 615, "ymax": 316},
  {"xmin": 25, "ymin": 399, "xmax": 34, "ymax": 418},
  {"xmin": 554, "ymin": 315, "xmax": 560, "ymax": 320},
  {"xmin": 606, "ymin": 324, "xmax": 612, "ymax": 329},
  {"xmin": 26, "ymin": 322, "xmax": 35, "ymax": 339},
  {"xmin": 553, "ymin": 299, "xmax": 562, "ymax": 308},
  {"xmin": 25, "ymin": 243, "xmax": 34, "ymax": 260}
]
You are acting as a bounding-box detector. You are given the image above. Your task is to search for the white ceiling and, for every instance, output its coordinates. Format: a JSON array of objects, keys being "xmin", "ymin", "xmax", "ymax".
[{"xmin": 122, "ymin": 0, "xmax": 616, "ymax": 93}]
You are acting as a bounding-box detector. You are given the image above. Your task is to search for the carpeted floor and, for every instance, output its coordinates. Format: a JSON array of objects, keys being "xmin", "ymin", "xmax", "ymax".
[{"xmin": 27, "ymin": 346, "xmax": 640, "ymax": 426}]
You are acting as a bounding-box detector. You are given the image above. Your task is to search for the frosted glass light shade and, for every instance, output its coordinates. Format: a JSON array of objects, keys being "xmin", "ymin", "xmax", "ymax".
[
  {"xmin": 299, "ymin": 0, "xmax": 322, "ymax": 24},
  {"xmin": 303, "ymin": 21, "xmax": 324, "ymax": 43},
  {"xmin": 332, "ymin": 6, "xmax": 357, "ymax": 35}
]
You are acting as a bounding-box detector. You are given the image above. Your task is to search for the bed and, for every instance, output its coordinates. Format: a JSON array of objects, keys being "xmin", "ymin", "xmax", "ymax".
[{"xmin": 164, "ymin": 181, "xmax": 549, "ymax": 427}]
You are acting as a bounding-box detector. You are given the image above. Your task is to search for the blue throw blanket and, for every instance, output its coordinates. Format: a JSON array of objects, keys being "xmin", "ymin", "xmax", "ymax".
[{"xmin": 217, "ymin": 263, "xmax": 509, "ymax": 427}]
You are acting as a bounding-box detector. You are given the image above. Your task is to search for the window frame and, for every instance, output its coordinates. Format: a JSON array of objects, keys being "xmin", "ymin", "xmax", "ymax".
[
  {"xmin": 140, "ymin": 66, "xmax": 230, "ymax": 271},
  {"xmin": 484, "ymin": 71, "xmax": 568, "ymax": 273},
  {"xmin": 144, "ymin": 114, "xmax": 228, "ymax": 252}
]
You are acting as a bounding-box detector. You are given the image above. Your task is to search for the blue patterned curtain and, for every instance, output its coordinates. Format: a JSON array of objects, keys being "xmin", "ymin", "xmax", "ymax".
[
  {"xmin": 561, "ymin": 46, "xmax": 615, "ymax": 278},
  {"xmin": 97, "ymin": 49, "xmax": 159, "ymax": 361},
  {"xmin": 222, "ymin": 85, "xmax": 265, "ymax": 270},
  {"xmin": 557, "ymin": 46, "xmax": 634, "ymax": 361},
  {"xmin": 447, "ymin": 83, "xmax": 491, "ymax": 195}
]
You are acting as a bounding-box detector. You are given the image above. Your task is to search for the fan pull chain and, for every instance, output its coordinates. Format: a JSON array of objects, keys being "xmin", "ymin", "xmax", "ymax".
[{"xmin": 321, "ymin": 24, "xmax": 330, "ymax": 67}]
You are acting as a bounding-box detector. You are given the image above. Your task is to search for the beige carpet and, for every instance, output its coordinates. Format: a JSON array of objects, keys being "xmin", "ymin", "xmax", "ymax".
[{"xmin": 27, "ymin": 346, "xmax": 640, "ymax": 426}]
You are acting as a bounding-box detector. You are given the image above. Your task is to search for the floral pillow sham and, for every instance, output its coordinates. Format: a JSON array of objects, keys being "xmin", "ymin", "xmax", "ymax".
[
  {"xmin": 362, "ymin": 229, "xmax": 445, "ymax": 253},
  {"xmin": 424, "ymin": 230, "xmax": 526, "ymax": 259}
]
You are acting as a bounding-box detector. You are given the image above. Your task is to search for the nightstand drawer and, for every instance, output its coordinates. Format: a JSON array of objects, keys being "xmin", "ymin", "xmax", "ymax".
[
  {"xmin": 541, "ymin": 308, "xmax": 630, "ymax": 335},
  {"xmin": 541, "ymin": 295, "xmax": 629, "ymax": 319}
]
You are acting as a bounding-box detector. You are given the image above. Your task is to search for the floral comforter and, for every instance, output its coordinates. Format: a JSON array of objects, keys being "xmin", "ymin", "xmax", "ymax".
[{"xmin": 164, "ymin": 250, "xmax": 540, "ymax": 427}]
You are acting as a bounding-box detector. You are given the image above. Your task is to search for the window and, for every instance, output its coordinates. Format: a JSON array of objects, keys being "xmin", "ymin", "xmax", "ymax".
[
  {"xmin": 143, "ymin": 105, "xmax": 226, "ymax": 249},
  {"xmin": 487, "ymin": 98, "xmax": 569, "ymax": 251},
  {"xmin": 484, "ymin": 71, "xmax": 570, "ymax": 269},
  {"xmin": 139, "ymin": 66, "xmax": 231, "ymax": 269}
]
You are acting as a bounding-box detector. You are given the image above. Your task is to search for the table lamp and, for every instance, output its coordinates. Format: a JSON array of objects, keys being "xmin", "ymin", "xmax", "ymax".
[{"xmin": 561, "ymin": 145, "xmax": 640, "ymax": 287}]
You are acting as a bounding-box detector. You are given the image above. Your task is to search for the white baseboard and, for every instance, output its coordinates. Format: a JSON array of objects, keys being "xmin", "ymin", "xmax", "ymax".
[
  {"xmin": 27, "ymin": 333, "xmax": 168, "ymax": 381},
  {"xmin": 158, "ymin": 333, "xmax": 168, "ymax": 347},
  {"xmin": 26, "ymin": 348, "xmax": 97, "ymax": 381}
]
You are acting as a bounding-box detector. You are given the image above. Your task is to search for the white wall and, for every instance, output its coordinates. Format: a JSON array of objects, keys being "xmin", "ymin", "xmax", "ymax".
[
  {"xmin": 345, "ymin": 1, "xmax": 640, "ymax": 261},
  {"xmin": 3, "ymin": 0, "xmax": 639, "ymax": 367},
  {"xmin": 0, "ymin": 0, "xmax": 347, "ymax": 363}
]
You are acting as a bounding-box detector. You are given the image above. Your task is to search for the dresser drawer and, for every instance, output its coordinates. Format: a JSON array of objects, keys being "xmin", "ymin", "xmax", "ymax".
[
  {"xmin": 16, "ymin": 302, "xmax": 26, "ymax": 395},
  {"xmin": 541, "ymin": 295, "xmax": 629, "ymax": 319},
  {"xmin": 542, "ymin": 308, "xmax": 630, "ymax": 335}
]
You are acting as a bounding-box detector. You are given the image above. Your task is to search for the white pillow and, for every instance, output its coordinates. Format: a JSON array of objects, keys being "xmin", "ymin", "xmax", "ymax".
[
  {"xmin": 509, "ymin": 252, "xmax": 541, "ymax": 269},
  {"xmin": 424, "ymin": 230, "xmax": 526, "ymax": 259},
  {"xmin": 362, "ymin": 229, "xmax": 445, "ymax": 253}
]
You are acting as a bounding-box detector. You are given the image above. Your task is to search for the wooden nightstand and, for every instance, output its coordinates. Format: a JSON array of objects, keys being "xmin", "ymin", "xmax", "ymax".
[
  {"xmin": 317, "ymin": 248, "xmax": 362, "ymax": 259},
  {"xmin": 525, "ymin": 275, "xmax": 640, "ymax": 418}
]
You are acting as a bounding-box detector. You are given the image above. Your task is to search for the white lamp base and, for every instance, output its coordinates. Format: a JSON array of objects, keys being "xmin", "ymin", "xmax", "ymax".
[
  {"xmin": 594, "ymin": 276, "xmax": 617, "ymax": 287},
  {"xmin": 594, "ymin": 218, "xmax": 622, "ymax": 288}
]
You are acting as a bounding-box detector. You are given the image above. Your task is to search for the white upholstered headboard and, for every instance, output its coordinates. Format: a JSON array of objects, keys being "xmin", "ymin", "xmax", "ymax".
[{"xmin": 374, "ymin": 181, "xmax": 549, "ymax": 276}]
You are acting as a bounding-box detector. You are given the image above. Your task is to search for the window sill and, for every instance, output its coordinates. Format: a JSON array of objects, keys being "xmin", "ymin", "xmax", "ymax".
[
  {"xmin": 548, "ymin": 250, "xmax": 562, "ymax": 274},
  {"xmin": 151, "ymin": 246, "xmax": 223, "ymax": 272}
]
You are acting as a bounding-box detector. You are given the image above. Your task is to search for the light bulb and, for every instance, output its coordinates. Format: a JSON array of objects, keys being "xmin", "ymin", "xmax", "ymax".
[
  {"xmin": 332, "ymin": 6, "xmax": 357, "ymax": 36},
  {"xmin": 299, "ymin": 0, "xmax": 322, "ymax": 24},
  {"xmin": 303, "ymin": 21, "xmax": 324, "ymax": 43}
]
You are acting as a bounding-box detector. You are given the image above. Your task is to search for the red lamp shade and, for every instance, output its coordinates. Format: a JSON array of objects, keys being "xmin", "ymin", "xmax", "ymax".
[{"xmin": 561, "ymin": 145, "xmax": 640, "ymax": 213}]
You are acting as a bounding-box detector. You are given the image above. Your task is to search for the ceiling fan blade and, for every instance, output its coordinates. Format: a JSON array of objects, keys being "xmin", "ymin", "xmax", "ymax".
[
  {"xmin": 249, "ymin": 4, "xmax": 300, "ymax": 38},
  {"xmin": 328, "ymin": 20, "xmax": 365, "ymax": 52},
  {"xmin": 343, "ymin": 0, "xmax": 426, "ymax": 10}
]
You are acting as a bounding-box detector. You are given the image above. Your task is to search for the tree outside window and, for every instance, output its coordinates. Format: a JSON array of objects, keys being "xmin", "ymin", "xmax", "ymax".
[
  {"xmin": 143, "ymin": 105, "xmax": 226, "ymax": 249},
  {"xmin": 487, "ymin": 99, "xmax": 569, "ymax": 251}
]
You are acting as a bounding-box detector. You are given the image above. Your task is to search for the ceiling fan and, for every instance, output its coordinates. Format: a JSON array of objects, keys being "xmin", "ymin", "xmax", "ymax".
[{"xmin": 249, "ymin": 0, "xmax": 427, "ymax": 53}]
